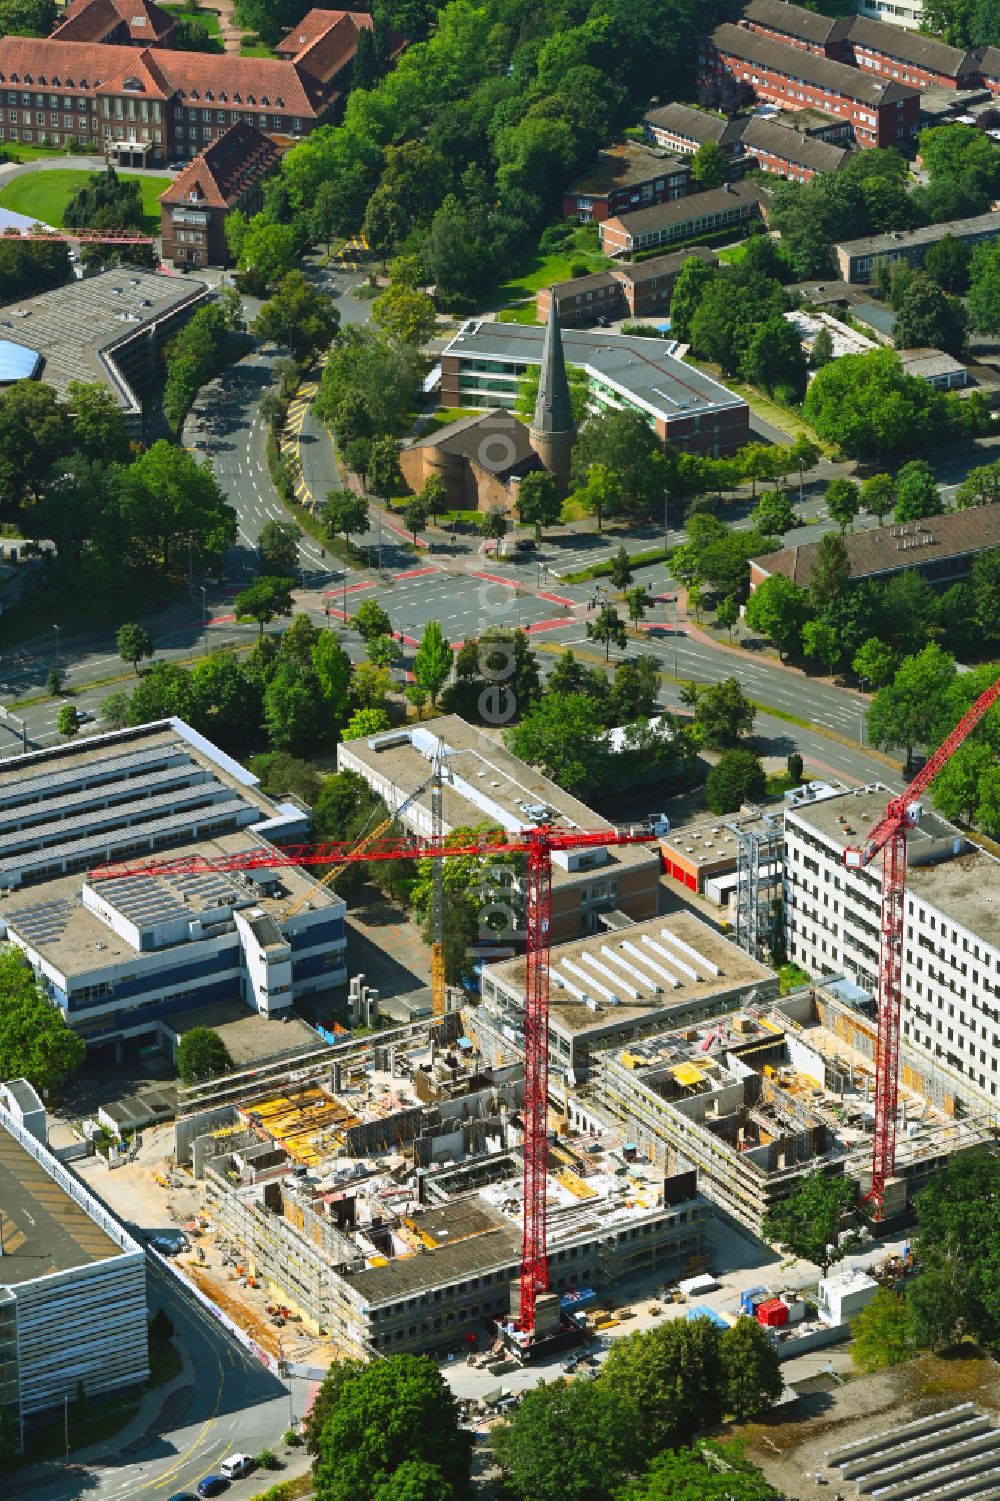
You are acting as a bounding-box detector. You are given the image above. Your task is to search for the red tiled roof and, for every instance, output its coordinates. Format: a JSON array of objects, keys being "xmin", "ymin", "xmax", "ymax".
[
  {"xmin": 275, "ymin": 7, "xmax": 368, "ymax": 56},
  {"xmin": 154, "ymin": 48, "xmax": 327, "ymax": 113},
  {"xmin": 159, "ymin": 121, "xmax": 281, "ymax": 209},
  {"xmin": 0, "ymin": 35, "xmax": 140, "ymax": 91},
  {"xmin": 52, "ymin": 0, "xmax": 174, "ymax": 44}
]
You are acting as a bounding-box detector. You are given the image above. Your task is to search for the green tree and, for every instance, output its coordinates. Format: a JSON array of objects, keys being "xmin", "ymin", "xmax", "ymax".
[
  {"xmin": 625, "ymin": 586, "xmax": 650, "ymax": 632},
  {"xmin": 494, "ymin": 1377, "xmax": 646, "ymax": 1501},
  {"xmin": 326, "ymin": 492, "xmax": 370, "ymax": 548},
  {"xmin": 968, "ymin": 241, "xmax": 1000, "ymax": 333},
  {"xmin": 861, "ymin": 472, "xmax": 896, "ymax": 525},
  {"xmin": 264, "ymin": 663, "xmax": 330, "ymax": 755},
  {"xmin": 66, "ymin": 380, "xmax": 131, "ymax": 465},
  {"xmin": 609, "ymin": 547, "xmax": 633, "ymax": 590},
  {"xmin": 506, "ymin": 692, "xmax": 607, "ymax": 798},
  {"xmin": 809, "ymin": 530, "xmax": 851, "ymax": 614},
  {"xmin": 0, "ymin": 0, "xmax": 55, "ymax": 35},
  {"xmin": 316, "ymin": 327, "xmax": 423, "ymax": 441},
  {"xmin": 570, "ymin": 409, "xmax": 667, "ymax": 513},
  {"xmin": 930, "ymin": 738, "xmax": 993, "ymax": 825},
  {"xmin": 825, "ymin": 478, "xmax": 860, "ymax": 533},
  {"xmin": 852, "ymin": 637, "xmax": 895, "ymax": 689},
  {"xmin": 810, "ymin": 325, "xmax": 834, "ymax": 370},
  {"xmin": 235, "ymin": 577, "xmax": 295, "ymax": 636},
  {"xmin": 403, "ymin": 496, "xmax": 428, "ymax": 542},
  {"xmin": 587, "ymin": 603, "xmax": 628, "ymax": 660},
  {"xmin": 572, "ymin": 462, "xmax": 623, "ymax": 532},
  {"xmin": 479, "ymin": 507, "xmax": 509, "ymax": 543},
  {"xmin": 739, "ymin": 316, "xmax": 808, "ymax": 402},
  {"xmin": 691, "ymin": 138, "xmax": 729, "ymax": 188},
  {"xmin": 923, "ymin": 234, "xmax": 972, "ymax": 293},
  {"xmin": 788, "ymin": 434, "xmax": 821, "ymax": 504},
  {"xmin": 253, "ymin": 271, "xmax": 340, "ymax": 361},
  {"xmin": 413, "ymin": 620, "xmax": 452, "ymax": 705},
  {"xmin": 669, "ymin": 255, "xmax": 718, "ymax": 341},
  {"xmin": 57, "ymin": 704, "xmax": 80, "ymax": 738},
  {"xmin": 705, "ymin": 747, "xmax": 766, "ymax": 814},
  {"xmin": 310, "ymin": 1355, "xmax": 471, "ymax": 1501},
  {"xmin": 893, "ymin": 271, "xmax": 968, "ymax": 358},
  {"xmin": 867, "ymin": 644, "xmax": 957, "ymax": 769},
  {"xmin": 803, "ymin": 349, "xmax": 933, "ymax": 463},
  {"xmin": 448, "ymin": 627, "xmax": 542, "ymax": 723},
  {"xmin": 369, "ymin": 437, "xmax": 402, "ymax": 498},
  {"xmin": 517, "ymin": 470, "xmax": 561, "ymax": 538},
  {"xmin": 417, "ymin": 474, "xmax": 446, "ymax": 524},
  {"xmin": 695, "ymin": 677, "xmax": 755, "ymax": 748},
  {"xmin": 715, "ymin": 594, "xmax": 739, "ymax": 641},
  {"xmin": 762, "ymin": 1168, "xmax": 858, "ymax": 1272},
  {"xmin": 894, "ymin": 459, "xmax": 942, "ymax": 522},
  {"xmin": 259, "ymin": 519, "xmax": 302, "ymax": 576},
  {"xmin": 116, "ymin": 622, "xmax": 153, "ymax": 674},
  {"xmin": 745, "ymin": 575, "xmax": 809, "ymax": 661},
  {"xmin": 906, "ymin": 1148, "xmax": 1000, "ymax": 1350},
  {"xmin": 353, "ymin": 599, "xmax": 393, "ymax": 642},
  {"xmin": 611, "ymin": 655, "xmax": 659, "ymax": 720},
  {"xmin": 0, "ymin": 950, "xmax": 84, "ymax": 1092},
  {"xmin": 955, "ymin": 461, "xmax": 1000, "ymax": 509},
  {"xmin": 802, "ymin": 618, "xmax": 840, "ymax": 674},
  {"xmin": 372, "ymin": 1461, "xmax": 454, "ymax": 1501},
  {"xmin": 238, "ymin": 218, "xmax": 297, "ymax": 285},
  {"xmin": 599, "ymin": 1319, "xmax": 724, "ymax": 1452},
  {"xmin": 720, "ymin": 1317, "xmax": 783, "ymax": 1420},
  {"xmin": 176, "ymin": 1026, "xmax": 231, "ymax": 1083},
  {"xmin": 343, "ymin": 707, "xmax": 392, "ymax": 739},
  {"xmin": 752, "ymin": 490, "xmax": 796, "ymax": 536},
  {"xmin": 618, "ymin": 1446, "xmax": 786, "ymax": 1501},
  {"xmin": 371, "ymin": 283, "xmax": 438, "ymax": 346},
  {"xmin": 850, "ymin": 1289, "xmax": 910, "ymax": 1372}
]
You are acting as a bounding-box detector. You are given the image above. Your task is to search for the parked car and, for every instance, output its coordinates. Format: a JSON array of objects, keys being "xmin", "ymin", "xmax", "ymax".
[
  {"xmin": 76, "ymin": 709, "xmax": 96, "ymax": 724},
  {"xmin": 197, "ymin": 1479, "xmax": 229, "ymax": 1498},
  {"xmin": 220, "ymin": 1454, "xmax": 255, "ymax": 1480},
  {"xmin": 168, "ymin": 1493, "xmax": 198, "ymax": 1501}
]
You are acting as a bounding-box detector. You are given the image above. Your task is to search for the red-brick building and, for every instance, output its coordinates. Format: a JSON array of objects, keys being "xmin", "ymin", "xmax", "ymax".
[
  {"xmin": 701, "ymin": 23, "xmax": 919, "ymax": 148},
  {"xmin": 643, "ymin": 101, "xmax": 745, "ymax": 158},
  {"xmin": 980, "ymin": 45, "xmax": 1000, "ymax": 94},
  {"xmin": 52, "ymin": 0, "xmax": 175, "ymax": 49},
  {"xmin": 562, "ymin": 140, "xmax": 691, "ymax": 222},
  {"xmin": 0, "ymin": 10, "xmax": 392, "ymax": 164},
  {"xmin": 741, "ymin": 0, "xmax": 853, "ymax": 61},
  {"xmin": 535, "ymin": 246, "xmax": 719, "ymax": 326},
  {"xmin": 847, "ymin": 16, "xmax": 980, "ymax": 90},
  {"xmin": 740, "ymin": 115, "xmax": 850, "ymax": 180},
  {"xmin": 160, "ymin": 121, "xmax": 281, "ymax": 267},
  {"xmin": 599, "ymin": 180, "xmax": 767, "ymax": 257}
]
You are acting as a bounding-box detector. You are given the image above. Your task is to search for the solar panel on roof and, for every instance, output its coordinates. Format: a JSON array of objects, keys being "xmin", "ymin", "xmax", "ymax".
[{"xmin": 1, "ymin": 796, "xmax": 251, "ymax": 879}]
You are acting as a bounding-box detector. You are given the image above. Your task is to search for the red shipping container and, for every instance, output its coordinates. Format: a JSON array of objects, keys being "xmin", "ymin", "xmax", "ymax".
[{"xmin": 756, "ymin": 1298, "xmax": 789, "ymax": 1328}]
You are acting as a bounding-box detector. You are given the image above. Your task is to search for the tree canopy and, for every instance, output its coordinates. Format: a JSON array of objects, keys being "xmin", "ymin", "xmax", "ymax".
[
  {"xmin": 0, "ymin": 948, "xmax": 85, "ymax": 1092},
  {"xmin": 176, "ymin": 1027, "xmax": 232, "ymax": 1083},
  {"xmin": 762, "ymin": 1169, "xmax": 858, "ymax": 1272}
]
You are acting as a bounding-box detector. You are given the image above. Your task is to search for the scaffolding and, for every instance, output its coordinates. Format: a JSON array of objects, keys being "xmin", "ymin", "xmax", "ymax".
[{"xmin": 732, "ymin": 815, "xmax": 783, "ymax": 960}]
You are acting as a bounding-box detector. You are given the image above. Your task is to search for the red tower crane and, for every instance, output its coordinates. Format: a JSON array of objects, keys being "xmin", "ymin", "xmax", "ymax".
[
  {"xmin": 92, "ymin": 822, "xmax": 656, "ymax": 1337},
  {"xmin": 843, "ymin": 675, "xmax": 1000, "ymax": 1214}
]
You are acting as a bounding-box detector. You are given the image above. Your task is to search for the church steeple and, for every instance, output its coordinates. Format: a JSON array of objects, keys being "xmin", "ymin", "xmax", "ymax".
[{"xmin": 529, "ymin": 297, "xmax": 576, "ymax": 490}]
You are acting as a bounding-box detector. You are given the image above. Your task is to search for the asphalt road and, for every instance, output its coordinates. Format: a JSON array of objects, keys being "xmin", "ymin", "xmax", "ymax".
[{"xmin": 8, "ymin": 1260, "xmax": 302, "ymax": 1501}]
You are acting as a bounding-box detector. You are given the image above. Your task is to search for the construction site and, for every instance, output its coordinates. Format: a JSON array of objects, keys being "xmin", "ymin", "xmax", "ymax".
[
  {"xmin": 143, "ymin": 1013, "xmax": 708, "ymax": 1363},
  {"xmin": 586, "ymin": 981, "xmax": 993, "ymax": 1236}
]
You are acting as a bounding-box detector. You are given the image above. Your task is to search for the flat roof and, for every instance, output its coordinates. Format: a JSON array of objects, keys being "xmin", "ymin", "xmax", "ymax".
[
  {"xmin": 0, "ymin": 1121, "xmax": 120, "ymax": 1285},
  {"xmin": 443, "ymin": 320, "xmax": 745, "ymax": 422},
  {"xmin": 786, "ymin": 789, "xmax": 1000, "ymax": 947},
  {"xmin": 338, "ymin": 715, "xmax": 660, "ymax": 883},
  {"xmin": 566, "ymin": 140, "xmax": 687, "ymax": 196},
  {"xmin": 836, "ymin": 211, "xmax": 1000, "ymax": 260},
  {"xmin": 485, "ymin": 908, "xmax": 774, "ymax": 1037},
  {"xmin": 0, "ymin": 268, "xmax": 207, "ymax": 413},
  {"xmin": 166, "ymin": 1000, "xmax": 320, "ymax": 1066},
  {"xmin": 342, "ymin": 1201, "xmax": 522, "ymax": 1301},
  {"xmin": 753, "ymin": 506, "xmax": 1000, "ymax": 588}
]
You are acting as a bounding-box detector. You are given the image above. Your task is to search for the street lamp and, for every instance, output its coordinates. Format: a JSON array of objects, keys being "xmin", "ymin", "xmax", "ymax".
[
  {"xmin": 200, "ymin": 586, "xmax": 207, "ymax": 653},
  {"xmin": 52, "ymin": 624, "xmax": 60, "ymax": 687}
]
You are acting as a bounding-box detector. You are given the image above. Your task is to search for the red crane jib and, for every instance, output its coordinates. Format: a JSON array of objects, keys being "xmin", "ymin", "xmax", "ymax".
[
  {"xmin": 841, "ymin": 674, "xmax": 1000, "ymax": 1212},
  {"xmin": 89, "ymin": 823, "xmax": 657, "ymax": 1336}
]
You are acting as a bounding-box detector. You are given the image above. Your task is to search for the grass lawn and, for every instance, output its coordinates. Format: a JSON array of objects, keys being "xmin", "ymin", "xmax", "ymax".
[
  {"xmin": 718, "ymin": 242, "xmax": 749, "ymax": 265},
  {"xmin": 2, "ymin": 143, "xmax": 86, "ymax": 164},
  {"xmin": 497, "ymin": 305, "xmax": 541, "ymax": 325},
  {"xmin": 240, "ymin": 34, "xmax": 274, "ymax": 55},
  {"xmin": 422, "ymin": 405, "xmax": 481, "ymax": 430},
  {"xmin": 161, "ymin": 2, "xmax": 222, "ymax": 34},
  {"xmin": 0, "ymin": 169, "xmax": 171, "ymax": 233},
  {"xmin": 499, "ymin": 224, "xmax": 611, "ymax": 302}
]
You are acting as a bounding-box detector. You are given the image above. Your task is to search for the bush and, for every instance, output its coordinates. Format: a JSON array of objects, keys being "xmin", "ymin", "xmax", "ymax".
[
  {"xmin": 705, "ymin": 748, "xmax": 766, "ymax": 814},
  {"xmin": 786, "ymin": 751, "xmax": 803, "ymax": 784},
  {"xmin": 255, "ymin": 1447, "xmax": 281, "ymax": 1470},
  {"xmin": 570, "ymin": 260, "xmax": 590, "ymax": 278}
]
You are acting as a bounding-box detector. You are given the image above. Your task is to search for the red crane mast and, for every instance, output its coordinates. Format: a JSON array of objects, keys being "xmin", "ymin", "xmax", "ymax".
[
  {"xmin": 92, "ymin": 823, "xmax": 656, "ymax": 1337},
  {"xmin": 843, "ymin": 676, "xmax": 1000, "ymax": 1213}
]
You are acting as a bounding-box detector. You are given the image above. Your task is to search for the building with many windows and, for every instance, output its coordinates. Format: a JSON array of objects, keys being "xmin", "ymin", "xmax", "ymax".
[
  {"xmin": 783, "ymin": 786, "xmax": 1000, "ymax": 1110},
  {"xmin": 834, "ymin": 211, "xmax": 1000, "ymax": 282},
  {"xmin": 561, "ymin": 140, "xmax": 692, "ymax": 222},
  {"xmin": 701, "ymin": 22, "xmax": 920, "ymax": 147},
  {"xmin": 0, "ymin": 720, "xmax": 346, "ymax": 1052},
  {"xmin": 847, "ymin": 16, "xmax": 980, "ymax": 90},
  {"xmin": 159, "ymin": 120, "xmax": 282, "ymax": 266},
  {"xmin": 0, "ymin": 1083, "xmax": 148, "ymax": 1433},
  {"xmin": 0, "ymin": 9, "xmax": 391, "ymax": 164},
  {"xmin": 599, "ymin": 179, "xmax": 768, "ymax": 257},
  {"xmin": 643, "ymin": 100, "xmax": 747, "ymax": 156},
  {"xmin": 438, "ymin": 316, "xmax": 749, "ymax": 454}
]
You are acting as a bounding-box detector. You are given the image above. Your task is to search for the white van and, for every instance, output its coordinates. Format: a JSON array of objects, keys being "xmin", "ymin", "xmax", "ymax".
[{"xmin": 220, "ymin": 1454, "xmax": 255, "ymax": 1480}]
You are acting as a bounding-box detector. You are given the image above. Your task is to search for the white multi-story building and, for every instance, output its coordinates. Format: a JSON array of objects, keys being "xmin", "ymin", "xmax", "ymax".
[
  {"xmin": 0, "ymin": 1082, "xmax": 148, "ymax": 1436},
  {"xmin": 0, "ymin": 720, "xmax": 347, "ymax": 1052},
  {"xmin": 784, "ymin": 786, "xmax": 1000, "ymax": 1110}
]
